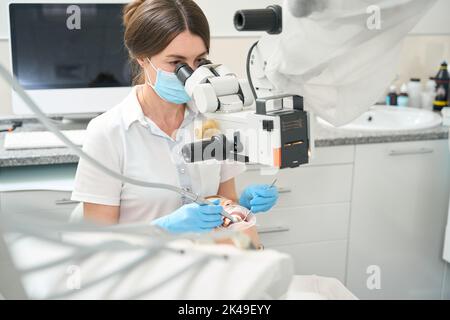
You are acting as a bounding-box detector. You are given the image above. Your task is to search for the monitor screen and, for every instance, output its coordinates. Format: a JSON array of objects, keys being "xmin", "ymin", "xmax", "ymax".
[{"xmin": 9, "ymin": 3, "xmax": 132, "ymax": 90}]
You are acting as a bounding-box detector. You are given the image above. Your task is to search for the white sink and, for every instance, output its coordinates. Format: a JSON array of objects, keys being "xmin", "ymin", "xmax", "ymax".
[{"xmin": 317, "ymin": 105, "xmax": 442, "ymax": 132}]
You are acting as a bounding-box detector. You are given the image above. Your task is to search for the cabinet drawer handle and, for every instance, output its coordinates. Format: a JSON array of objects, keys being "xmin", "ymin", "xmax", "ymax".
[
  {"xmin": 245, "ymin": 165, "xmax": 277, "ymax": 172},
  {"xmin": 246, "ymin": 165, "xmax": 262, "ymax": 172},
  {"xmin": 277, "ymin": 187, "xmax": 292, "ymax": 194},
  {"xmin": 257, "ymin": 226, "xmax": 290, "ymax": 234},
  {"xmin": 55, "ymin": 199, "xmax": 80, "ymax": 205},
  {"xmin": 388, "ymin": 148, "xmax": 434, "ymax": 156}
]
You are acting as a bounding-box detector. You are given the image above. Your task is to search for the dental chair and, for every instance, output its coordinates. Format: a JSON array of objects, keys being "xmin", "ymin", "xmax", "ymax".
[
  {"xmin": 0, "ymin": 197, "xmax": 357, "ymax": 300},
  {"xmin": 61, "ymin": 202, "xmax": 356, "ymax": 299}
]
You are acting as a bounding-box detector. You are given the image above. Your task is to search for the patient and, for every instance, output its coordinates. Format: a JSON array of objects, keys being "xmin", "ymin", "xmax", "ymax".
[{"xmin": 205, "ymin": 195, "xmax": 262, "ymax": 250}]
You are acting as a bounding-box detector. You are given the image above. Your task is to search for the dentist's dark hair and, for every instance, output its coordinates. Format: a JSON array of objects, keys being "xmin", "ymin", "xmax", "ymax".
[{"xmin": 123, "ymin": 0, "xmax": 210, "ymax": 85}]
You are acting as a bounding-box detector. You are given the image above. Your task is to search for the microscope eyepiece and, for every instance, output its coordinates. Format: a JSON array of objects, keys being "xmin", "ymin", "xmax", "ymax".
[
  {"xmin": 234, "ymin": 5, "xmax": 282, "ymax": 34},
  {"xmin": 175, "ymin": 59, "xmax": 214, "ymax": 85},
  {"xmin": 175, "ymin": 63, "xmax": 193, "ymax": 85}
]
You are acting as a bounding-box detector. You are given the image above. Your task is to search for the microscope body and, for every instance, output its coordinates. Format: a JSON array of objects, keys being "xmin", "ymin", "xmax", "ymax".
[
  {"xmin": 177, "ymin": 59, "xmax": 310, "ymax": 169},
  {"xmin": 199, "ymin": 95, "xmax": 310, "ymax": 169}
]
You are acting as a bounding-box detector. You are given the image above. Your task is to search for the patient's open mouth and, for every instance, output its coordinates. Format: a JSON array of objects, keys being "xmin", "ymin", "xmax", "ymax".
[
  {"xmin": 205, "ymin": 196, "xmax": 252, "ymax": 228},
  {"xmin": 221, "ymin": 207, "xmax": 250, "ymax": 227}
]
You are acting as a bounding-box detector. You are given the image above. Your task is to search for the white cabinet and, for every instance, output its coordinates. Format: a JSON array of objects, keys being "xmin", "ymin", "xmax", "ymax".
[
  {"xmin": 0, "ymin": 164, "xmax": 78, "ymax": 222},
  {"xmin": 0, "ymin": 164, "xmax": 78, "ymax": 300},
  {"xmin": 236, "ymin": 140, "xmax": 450, "ymax": 297},
  {"xmin": 237, "ymin": 164, "xmax": 354, "ymax": 208},
  {"xmin": 256, "ymin": 203, "xmax": 350, "ymax": 247},
  {"xmin": 271, "ymin": 240, "xmax": 348, "ymax": 281},
  {"xmin": 235, "ymin": 145, "xmax": 355, "ymax": 206},
  {"xmin": 235, "ymin": 145, "xmax": 355, "ymax": 282},
  {"xmin": 346, "ymin": 140, "xmax": 450, "ymax": 299},
  {"xmin": 444, "ymin": 264, "xmax": 450, "ymax": 299},
  {"xmin": 256, "ymin": 203, "xmax": 350, "ymax": 283},
  {"xmin": 0, "ymin": 190, "xmax": 78, "ymax": 222}
]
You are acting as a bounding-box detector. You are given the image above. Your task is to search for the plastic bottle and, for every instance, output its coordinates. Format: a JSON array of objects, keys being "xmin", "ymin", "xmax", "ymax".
[
  {"xmin": 407, "ymin": 78, "xmax": 422, "ymax": 108},
  {"xmin": 426, "ymin": 77, "xmax": 436, "ymax": 93},
  {"xmin": 420, "ymin": 77, "xmax": 436, "ymax": 111},
  {"xmin": 433, "ymin": 61, "xmax": 449, "ymax": 111},
  {"xmin": 397, "ymin": 84, "xmax": 409, "ymax": 107},
  {"xmin": 385, "ymin": 85, "xmax": 398, "ymax": 106}
]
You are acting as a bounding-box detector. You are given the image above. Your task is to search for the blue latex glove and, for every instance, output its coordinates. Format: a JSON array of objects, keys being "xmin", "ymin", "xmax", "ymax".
[
  {"xmin": 239, "ymin": 184, "xmax": 279, "ymax": 213},
  {"xmin": 151, "ymin": 199, "xmax": 223, "ymax": 234}
]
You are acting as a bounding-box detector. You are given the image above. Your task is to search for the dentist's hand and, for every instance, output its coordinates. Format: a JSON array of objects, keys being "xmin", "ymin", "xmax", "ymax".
[
  {"xmin": 239, "ymin": 184, "xmax": 279, "ymax": 213},
  {"xmin": 151, "ymin": 199, "xmax": 223, "ymax": 234}
]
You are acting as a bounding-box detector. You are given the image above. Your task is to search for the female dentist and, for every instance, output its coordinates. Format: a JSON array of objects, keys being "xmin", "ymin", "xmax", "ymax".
[{"xmin": 71, "ymin": 0, "xmax": 278, "ymax": 233}]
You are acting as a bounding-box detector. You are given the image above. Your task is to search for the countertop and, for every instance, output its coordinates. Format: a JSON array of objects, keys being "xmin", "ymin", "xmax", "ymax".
[{"xmin": 0, "ymin": 115, "xmax": 448, "ymax": 168}]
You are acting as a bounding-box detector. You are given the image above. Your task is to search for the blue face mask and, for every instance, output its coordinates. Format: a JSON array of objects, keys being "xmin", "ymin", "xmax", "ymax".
[{"xmin": 145, "ymin": 58, "xmax": 191, "ymax": 105}]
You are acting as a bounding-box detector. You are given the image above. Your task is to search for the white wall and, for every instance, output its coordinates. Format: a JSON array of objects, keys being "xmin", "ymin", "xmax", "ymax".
[
  {"xmin": 2, "ymin": 0, "xmax": 450, "ymax": 38},
  {"xmin": 410, "ymin": 0, "xmax": 450, "ymax": 35},
  {"xmin": 0, "ymin": 0, "xmax": 7, "ymax": 39},
  {"xmin": 0, "ymin": 39, "xmax": 11, "ymax": 115},
  {"xmin": 199, "ymin": 0, "xmax": 450, "ymax": 37},
  {"xmin": 1, "ymin": 0, "xmax": 450, "ymax": 115}
]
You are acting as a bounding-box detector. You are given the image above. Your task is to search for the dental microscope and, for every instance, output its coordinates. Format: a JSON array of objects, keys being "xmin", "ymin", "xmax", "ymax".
[{"xmin": 175, "ymin": 4, "xmax": 311, "ymax": 170}]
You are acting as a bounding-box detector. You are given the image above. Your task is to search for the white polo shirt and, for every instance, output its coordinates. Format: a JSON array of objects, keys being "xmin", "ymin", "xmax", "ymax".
[{"xmin": 71, "ymin": 85, "xmax": 246, "ymax": 224}]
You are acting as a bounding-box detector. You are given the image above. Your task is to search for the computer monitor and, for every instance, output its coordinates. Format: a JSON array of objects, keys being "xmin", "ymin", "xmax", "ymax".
[{"xmin": 8, "ymin": 1, "xmax": 132, "ymax": 116}]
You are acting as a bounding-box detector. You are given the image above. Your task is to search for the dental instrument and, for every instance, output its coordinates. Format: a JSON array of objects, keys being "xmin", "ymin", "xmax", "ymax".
[
  {"xmin": 269, "ymin": 178, "xmax": 277, "ymax": 189},
  {"xmin": 245, "ymin": 178, "xmax": 278, "ymax": 218}
]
